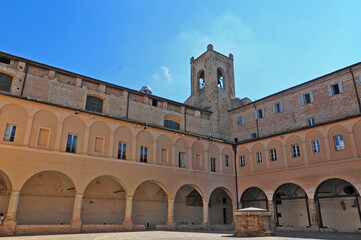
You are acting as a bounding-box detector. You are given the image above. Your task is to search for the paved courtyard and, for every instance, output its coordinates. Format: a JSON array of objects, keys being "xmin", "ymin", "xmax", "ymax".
[{"xmin": 4, "ymin": 231, "xmax": 361, "ymax": 240}]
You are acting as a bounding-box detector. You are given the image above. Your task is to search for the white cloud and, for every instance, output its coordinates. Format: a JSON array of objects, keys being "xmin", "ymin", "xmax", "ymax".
[
  {"xmin": 161, "ymin": 66, "xmax": 172, "ymax": 82},
  {"xmin": 152, "ymin": 74, "xmax": 159, "ymax": 80}
]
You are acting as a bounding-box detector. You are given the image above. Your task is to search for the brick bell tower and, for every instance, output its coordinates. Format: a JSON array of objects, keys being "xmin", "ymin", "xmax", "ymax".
[{"xmin": 185, "ymin": 44, "xmax": 235, "ymax": 140}]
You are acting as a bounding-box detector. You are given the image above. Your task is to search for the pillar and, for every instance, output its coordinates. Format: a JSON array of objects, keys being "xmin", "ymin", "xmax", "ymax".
[
  {"xmin": 202, "ymin": 200, "xmax": 210, "ymax": 230},
  {"xmin": 268, "ymin": 200, "xmax": 276, "ymax": 232},
  {"xmin": 308, "ymin": 199, "xmax": 319, "ymax": 231},
  {"xmin": 1, "ymin": 190, "xmax": 20, "ymax": 236},
  {"xmin": 167, "ymin": 199, "xmax": 176, "ymax": 230},
  {"xmin": 70, "ymin": 193, "xmax": 83, "ymax": 233},
  {"xmin": 122, "ymin": 196, "xmax": 133, "ymax": 231}
]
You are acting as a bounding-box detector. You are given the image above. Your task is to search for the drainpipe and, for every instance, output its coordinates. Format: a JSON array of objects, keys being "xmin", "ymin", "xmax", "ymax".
[
  {"xmin": 126, "ymin": 91, "xmax": 130, "ymax": 119},
  {"xmin": 252, "ymin": 102, "xmax": 259, "ymax": 138},
  {"xmin": 232, "ymin": 143, "xmax": 239, "ymax": 210},
  {"xmin": 20, "ymin": 63, "xmax": 29, "ymax": 97},
  {"xmin": 349, "ymin": 67, "xmax": 361, "ymax": 113}
]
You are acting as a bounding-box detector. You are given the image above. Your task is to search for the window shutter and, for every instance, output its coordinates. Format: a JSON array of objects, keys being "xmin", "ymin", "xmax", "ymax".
[
  {"xmin": 273, "ymin": 104, "xmax": 276, "ymax": 114},
  {"xmin": 301, "ymin": 95, "xmax": 305, "ymax": 105},
  {"xmin": 241, "ymin": 115, "xmax": 245, "ymax": 125},
  {"xmin": 254, "ymin": 110, "xmax": 258, "ymax": 120},
  {"xmin": 338, "ymin": 81, "xmax": 344, "ymax": 93},
  {"xmin": 280, "ymin": 101, "xmax": 284, "ymax": 112},
  {"xmin": 310, "ymin": 91, "xmax": 314, "ymax": 103},
  {"xmin": 328, "ymin": 85, "xmax": 333, "ymax": 96},
  {"xmin": 262, "ymin": 108, "xmax": 265, "ymax": 118}
]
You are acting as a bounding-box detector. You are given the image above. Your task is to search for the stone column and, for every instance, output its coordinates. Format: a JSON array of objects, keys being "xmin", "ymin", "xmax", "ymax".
[
  {"xmin": 2, "ymin": 190, "xmax": 20, "ymax": 236},
  {"xmin": 70, "ymin": 193, "xmax": 83, "ymax": 233},
  {"xmin": 167, "ymin": 199, "xmax": 176, "ymax": 230},
  {"xmin": 122, "ymin": 196, "xmax": 134, "ymax": 231},
  {"xmin": 308, "ymin": 199, "xmax": 319, "ymax": 231},
  {"xmin": 54, "ymin": 121, "xmax": 63, "ymax": 152},
  {"xmin": 202, "ymin": 200, "xmax": 210, "ymax": 230}
]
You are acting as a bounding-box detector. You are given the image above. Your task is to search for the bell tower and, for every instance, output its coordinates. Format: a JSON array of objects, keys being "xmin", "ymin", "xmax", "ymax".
[{"xmin": 185, "ymin": 44, "xmax": 235, "ymax": 139}]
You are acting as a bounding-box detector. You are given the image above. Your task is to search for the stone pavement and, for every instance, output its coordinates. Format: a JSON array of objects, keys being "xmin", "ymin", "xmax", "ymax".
[{"xmin": 4, "ymin": 231, "xmax": 361, "ymax": 240}]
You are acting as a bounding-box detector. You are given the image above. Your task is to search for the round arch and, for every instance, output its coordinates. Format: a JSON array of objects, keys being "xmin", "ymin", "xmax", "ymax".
[
  {"xmin": 208, "ymin": 187, "xmax": 233, "ymax": 225},
  {"xmin": 17, "ymin": 170, "xmax": 76, "ymax": 225},
  {"xmin": 240, "ymin": 187, "xmax": 268, "ymax": 210},
  {"xmin": 315, "ymin": 178, "xmax": 361, "ymax": 232},
  {"xmin": 0, "ymin": 169, "xmax": 12, "ymax": 219}
]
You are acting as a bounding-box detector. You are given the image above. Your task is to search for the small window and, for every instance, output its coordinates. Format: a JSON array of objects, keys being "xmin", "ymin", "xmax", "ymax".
[
  {"xmin": 195, "ymin": 154, "xmax": 201, "ymax": 166},
  {"xmin": 291, "ymin": 144, "xmax": 300, "ymax": 158},
  {"xmin": 161, "ymin": 148, "xmax": 168, "ymax": 162},
  {"xmin": 256, "ymin": 152, "xmax": 262, "ymax": 164},
  {"xmin": 222, "ymin": 198, "xmax": 227, "ymax": 204},
  {"xmin": 255, "ymin": 108, "xmax": 265, "ymax": 119},
  {"xmin": 118, "ymin": 142, "xmax": 127, "ymax": 160},
  {"xmin": 308, "ymin": 118, "xmax": 315, "ymax": 126},
  {"xmin": 273, "ymin": 102, "xmax": 284, "ymax": 114},
  {"xmin": 311, "ymin": 139, "xmax": 320, "ymax": 154},
  {"xmin": 179, "ymin": 152, "xmax": 185, "ymax": 168},
  {"xmin": 152, "ymin": 99, "xmax": 158, "ymax": 107},
  {"xmin": 94, "ymin": 136, "xmax": 104, "ymax": 153},
  {"xmin": 164, "ymin": 119, "xmax": 180, "ymax": 130},
  {"xmin": 225, "ymin": 155, "xmax": 229, "ymax": 167},
  {"xmin": 85, "ymin": 96, "xmax": 103, "ymax": 113},
  {"xmin": 251, "ymin": 133, "xmax": 257, "ymax": 139},
  {"xmin": 0, "ymin": 57, "xmax": 11, "ymax": 64},
  {"xmin": 66, "ymin": 134, "xmax": 78, "ymax": 153},
  {"xmin": 37, "ymin": 128, "xmax": 50, "ymax": 147},
  {"xmin": 328, "ymin": 82, "xmax": 343, "ymax": 96},
  {"xmin": 0, "ymin": 73, "xmax": 13, "ymax": 93},
  {"xmin": 270, "ymin": 149, "xmax": 277, "ymax": 161},
  {"xmin": 211, "ymin": 158, "xmax": 216, "ymax": 172},
  {"xmin": 301, "ymin": 91, "xmax": 314, "ymax": 105},
  {"xmin": 217, "ymin": 69, "xmax": 224, "ymax": 89},
  {"xmin": 334, "ymin": 135, "xmax": 345, "ymax": 151},
  {"xmin": 237, "ymin": 115, "xmax": 245, "ymax": 126},
  {"xmin": 199, "ymin": 71, "xmax": 205, "ymax": 90},
  {"xmin": 140, "ymin": 146, "xmax": 148, "ymax": 162},
  {"xmin": 3, "ymin": 124, "xmax": 16, "ymax": 142},
  {"xmin": 239, "ymin": 155, "xmax": 245, "ymax": 167}
]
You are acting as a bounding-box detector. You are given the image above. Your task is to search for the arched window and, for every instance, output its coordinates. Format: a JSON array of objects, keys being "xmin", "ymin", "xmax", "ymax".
[
  {"xmin": 164, "ymin": 119, "xmax": 180, "ymax": 130},
  {"xmin": 217, "ymin": 69, "xmax": 224, "ymax": 89},
  {"xmin": 85, "ymin": 96, "xmax": 103, "ymax": 113},
  {"xmin": 0, "ymin": 73, "xmax": 13, "ymax": 92},
  {"xmin": 199, "ymin": 70, "xmax": 205, "ymax": 90}
]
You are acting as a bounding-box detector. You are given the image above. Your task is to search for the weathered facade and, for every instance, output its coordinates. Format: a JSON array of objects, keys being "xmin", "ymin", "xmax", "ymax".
[{"xmin": 0, "ymin": 45, "xmax": 360, "ymax": 235}]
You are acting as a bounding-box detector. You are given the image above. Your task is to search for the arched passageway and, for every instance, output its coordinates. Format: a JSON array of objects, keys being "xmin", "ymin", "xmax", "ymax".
[
  {"xmin": 315, "ymin": 178, "xmax": 361, "ymax": 232},
  {"xmin": 273, "ymin": 183, "xmax": 310, "ymax": 228},
  {"xmin": 209, "ymin": 187, "xmax": 233, "ymax": 225},
  {"xmin": 132, "ymin": 181, "xmax": 168, "ymax": 228},
  {"xmin": 82, "ymin": 176, "xmax": 126, "ymax": 224},
  {"xmin": 17, "ymin": 171, "xmax": 75, "ymax": 224},
  {"xmin": 0, "ymin": 170, "xmax": 11, "ymax": 218},
  {"xmin": 174, "ymin": 185, "xmax": 203, "ymax": 226},
  {"xmin": 241, "ymin": 187, "xmax": 268, "ymax": 210}
]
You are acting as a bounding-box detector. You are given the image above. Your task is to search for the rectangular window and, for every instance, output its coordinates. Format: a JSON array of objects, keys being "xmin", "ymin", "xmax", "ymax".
[
  {"xmin": 334, "ymin": 135, "xmax": 345, "ymax": 151},
  {"xmin": 152, "ymin": 99, "xmax": 158, "ymax": 107},
  {"xmin": 195, "ymin": 154, "xmax": 201, "ymax": 167},
  {"xmin": 237, "ymin": 115, "xmax": 245, "ymax": 125},
  {"xmin": 3, "ymin": 124, "xmax": 16, "ymax": 142},
  {"xmin": 225, "ymin": 155, "xmax": 229, "ymax": 167},
  {"xmin": 328, "ymin": 82, "xmax": 344, "ymax": 96},
  {"xmin": 85, "ymin": 96, "xmax": 103, "ymax": 113},
  {"xmin": 211, "ymin": 158, "xmax": 216, "ymax": 172},
  {"xmin": 311, "ymin": 139, "xmax": 321, "ymax": 154},
  {"xmin": 292, "ymin": 144, "xmax": 300, "ymax": 158},
  {"xmin": 239, "ymin": 155, "xmax": 245, "ymax": 167},
  {"xmin": 0, "ymin": 57, "xmax": 11, "ymax": 64},
  {"xmin": 66, "ymin": 134, "xmax": 78, "ymax": 153},
  {"xmin": 270, "ymin": 149, "xmax": 277, "ymax": 161},
  {"xmin": 161, "ymin": 148, "xmax": 168, "ymax": 162},
  {"xmin": 140, "ymin": 146, "xmax": 148, "ymax": 162},
  {"xmin": 37, "ymin": 128, "xmax": 50, "ymax": 147},
  {"xmin": 255, "ymin": 108, "xmax": 265, "ymax": 119},
  {"xmin": 273, "ymin": 102, "xmax": 284, "ymax": 114},
  {"xmin": 179, "ymin": 152, "xmax": 185, "ymax": 168},
  {"xmin": 94, "ymin": 136, "xmax": 104, "ymax": 153},
  {"xmin": 308, "ymin": 118, "xmax": 315, "ymax": 126},
  {"xmin": 256, "ymin": 152, "xmax": 262, "ymax": 164},
  {"xmin": 251, "ymin": 133, "xmax": 257, "ymax": 139},
  {"xmin": 118, "ymin": 142, "xmax": 127, "ymax": 160},
  {"xmin": 301, "ymin": 91, "xmax": 314, "ymax": 105}
]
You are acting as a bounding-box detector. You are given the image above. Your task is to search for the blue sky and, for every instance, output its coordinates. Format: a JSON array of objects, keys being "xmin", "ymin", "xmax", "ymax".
[{"xmin": 2, "ymin": 0, "xmax": 361, "ymax": 103}]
